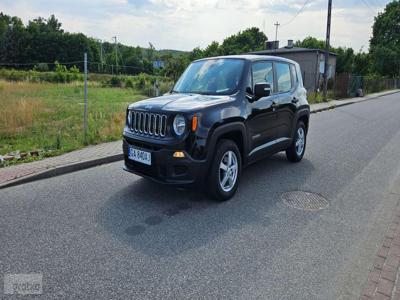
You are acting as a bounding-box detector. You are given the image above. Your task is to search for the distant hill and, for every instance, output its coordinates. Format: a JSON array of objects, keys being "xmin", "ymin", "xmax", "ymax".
[
  {"xmin": 139, "ymin": 48, "xmax": 188, "ymax": 58},
  {"xmin": 156, "ymin": 49, "xmax": 189, "ymax": 57}
]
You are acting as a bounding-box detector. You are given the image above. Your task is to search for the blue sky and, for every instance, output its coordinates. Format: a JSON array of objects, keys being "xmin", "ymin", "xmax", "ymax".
[{"xmin": 1, "ymin": 0, "xmax": 391, "ymax": 51}]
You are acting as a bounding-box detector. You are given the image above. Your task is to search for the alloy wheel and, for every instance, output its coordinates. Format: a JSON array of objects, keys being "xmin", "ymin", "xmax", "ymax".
[
  {"xmin": 219, "ymin": 150, "xmax": 238, "ymax": 192},
  {"xmin": 295, "ymin": 127, "xmax": 305, "ymax": 156}
]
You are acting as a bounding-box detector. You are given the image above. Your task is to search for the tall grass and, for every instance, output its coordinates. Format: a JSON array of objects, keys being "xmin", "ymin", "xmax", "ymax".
[
  {"xmin": 0, "ymin": 80, "xmax": 146, "ymax": 158},
  {"xmin": 0, "ymin": 68, "xmax": 174, "ymax": 95}
]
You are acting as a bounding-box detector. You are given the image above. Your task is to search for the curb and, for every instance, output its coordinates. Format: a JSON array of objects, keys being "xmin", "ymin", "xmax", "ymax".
[
  {"xmin": 1, "ymin": 89, "xmax": 398, "ymax": 189},
  {"xmin": 311, "ymin": 90, "xmax": 400, "ymax": 114},
  {"xmin": 0, "ymin": 153, "xmax": 123, "ymax": 189}
]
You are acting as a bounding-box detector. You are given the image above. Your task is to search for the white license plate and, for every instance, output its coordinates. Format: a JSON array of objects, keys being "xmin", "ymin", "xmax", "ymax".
[{"xmin": 128, "ymin": 147, "xmax": 151, "ymax": 165}]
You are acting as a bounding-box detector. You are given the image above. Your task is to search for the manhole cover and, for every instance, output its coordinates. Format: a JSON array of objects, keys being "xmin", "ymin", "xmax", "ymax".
[{"xmin": 281, "ymin": 191, "xmax": 328, "ymax": 211}]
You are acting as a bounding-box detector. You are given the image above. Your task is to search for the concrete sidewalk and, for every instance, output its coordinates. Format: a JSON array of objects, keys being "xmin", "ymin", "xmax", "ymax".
[
  {"xmin": 0, "ymin": 141, "xmax": 122, "ymax": 189},
  {"xmin": 0, "ymin": 89, "xmax": 399, "ymax": 189}
]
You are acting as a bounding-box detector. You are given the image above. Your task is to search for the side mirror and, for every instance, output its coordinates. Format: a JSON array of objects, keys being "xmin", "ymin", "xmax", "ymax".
[{"xmin": 254, "ymin": 82, "xmax": 271, "ymax": 100}]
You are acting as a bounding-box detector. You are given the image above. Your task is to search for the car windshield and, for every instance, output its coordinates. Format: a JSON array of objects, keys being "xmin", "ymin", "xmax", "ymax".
[{"xmin": 172, "ymin": 58, "xmax": 245, "ymax": 95}]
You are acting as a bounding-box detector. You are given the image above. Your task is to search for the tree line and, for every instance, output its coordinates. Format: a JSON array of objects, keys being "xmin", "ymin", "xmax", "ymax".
[
  {"xmin": 1, "ymin": 0, "xmax": 399, "ymax": 79},
  {"xmin": 0, "ymin": 13, "xmax": 166, "ymax": 75}
]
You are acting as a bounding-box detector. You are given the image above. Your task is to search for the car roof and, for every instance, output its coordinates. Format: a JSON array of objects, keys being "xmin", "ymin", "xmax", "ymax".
[{"xmin": 194, "ymin": 54, "xmax": 296, "ymax": 64}]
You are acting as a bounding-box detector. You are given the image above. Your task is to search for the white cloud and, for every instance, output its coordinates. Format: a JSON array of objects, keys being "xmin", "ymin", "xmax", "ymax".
[{"xmin": 0, "ymin": 0, "xmax": 390, "ymax": 51}]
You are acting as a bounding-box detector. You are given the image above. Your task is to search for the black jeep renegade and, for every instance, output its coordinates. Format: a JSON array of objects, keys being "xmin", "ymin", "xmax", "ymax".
[{"xmin": 123, "ymin": 55, "xmax": 310, "ymax": 201}]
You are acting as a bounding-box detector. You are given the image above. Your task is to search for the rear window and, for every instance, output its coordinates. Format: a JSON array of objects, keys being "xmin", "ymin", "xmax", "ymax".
[{"xmin": 276, "ymin": 63, "xmax": 292, "ymax": 93}]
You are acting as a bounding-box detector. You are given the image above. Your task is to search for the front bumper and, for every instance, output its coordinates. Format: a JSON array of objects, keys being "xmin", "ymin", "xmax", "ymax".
[{"xmin": 122, "ymin": 137, "xmax": 208, "ymax": 186}]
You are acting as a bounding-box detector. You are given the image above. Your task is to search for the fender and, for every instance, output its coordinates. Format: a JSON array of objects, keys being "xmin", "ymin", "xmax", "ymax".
[
  {"xmin": 290, "ymin": 107, "xmax": 310, "ymax": 138},
  {"xmin": 205, "ymin": 121, "xmax": 249, "ymax": 166}
]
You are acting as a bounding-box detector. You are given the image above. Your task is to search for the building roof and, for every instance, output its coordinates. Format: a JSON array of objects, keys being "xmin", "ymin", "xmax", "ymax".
[{"xmin": 250, "ymin": 47, "xmax": 337, "ymax": 56}]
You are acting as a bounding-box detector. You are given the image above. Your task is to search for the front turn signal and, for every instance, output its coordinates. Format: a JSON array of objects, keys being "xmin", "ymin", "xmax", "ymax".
[
  {"xmin": 192, "ymin": 114, "xmax": 198, "ymax": 132},
  {"xmin": 173, "ymin": 151, "xmax": 185, "ymax": 158}
]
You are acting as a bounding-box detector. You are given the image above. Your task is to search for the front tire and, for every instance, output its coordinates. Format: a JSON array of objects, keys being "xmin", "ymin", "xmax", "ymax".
[
  {"xmin": 207, "ymin": 139, "xmax": 241, "ymax": 201},
  {"xmin": 286, "ymin": 121, "xmax": 307, "ymax": 162}
]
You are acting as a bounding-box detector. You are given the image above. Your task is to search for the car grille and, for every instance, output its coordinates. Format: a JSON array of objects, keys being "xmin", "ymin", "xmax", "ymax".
[{"xmin": 129, "ymin": 110, "xmax": 167, "ymax": 137}]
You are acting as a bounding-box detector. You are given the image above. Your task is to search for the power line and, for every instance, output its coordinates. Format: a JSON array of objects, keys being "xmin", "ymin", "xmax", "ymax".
[
  {"xmin": 360, "ymin": 0, "xmax": 378, "ymax": 13},
  {"xmin": 281, "ymin": 0, "xmax": 313, "ymax": 27},
  {"xmin": 88, "ymin": 62, "xmax": 145, "ymax": 71}
]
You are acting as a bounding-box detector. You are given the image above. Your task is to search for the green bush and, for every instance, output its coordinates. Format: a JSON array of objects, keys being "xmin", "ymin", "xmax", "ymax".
[
  {"xmin": 125, "ymin": 78, "xmax": 135, "ymax": 88},
  {"xmin": 33, "ymin": 63, "xmax": 49, "ymax": 72},
  {"xmin": 0, "ymin": 68, "xmax": 172, "ymax": 92},
  {"xmin": 109, "ymin": 76, "xmax": 123, "ymax": 87},
  {"xmin": 135, "ymin": 74, "xmax": 146, "ymax": 90}
]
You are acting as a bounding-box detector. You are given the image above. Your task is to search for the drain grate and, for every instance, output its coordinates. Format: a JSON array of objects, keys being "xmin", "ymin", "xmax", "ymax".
[{"xmin": 281, "ymin": 191, "xmax": 329, "ymax": 211}]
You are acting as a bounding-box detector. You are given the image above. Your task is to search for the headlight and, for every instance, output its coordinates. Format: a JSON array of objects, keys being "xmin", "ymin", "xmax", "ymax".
[
  {"xmin": 126, "ymin": 110, "xmax": 131, "ymax": 126},
  {"xmin": 173, "ymin": 114, "xmax": 186, "ymax": 136}
]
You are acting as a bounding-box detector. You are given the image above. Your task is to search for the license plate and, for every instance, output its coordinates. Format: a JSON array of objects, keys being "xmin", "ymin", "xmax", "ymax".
[{"xmin": 128, "ymin": 147, "xmax": 151, "ymax": 165}]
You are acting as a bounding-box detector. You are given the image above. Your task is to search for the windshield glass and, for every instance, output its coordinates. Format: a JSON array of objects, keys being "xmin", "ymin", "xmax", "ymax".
[{"xmin": 173, "ymin": 58, "xmax": 245, "ymax": 95}]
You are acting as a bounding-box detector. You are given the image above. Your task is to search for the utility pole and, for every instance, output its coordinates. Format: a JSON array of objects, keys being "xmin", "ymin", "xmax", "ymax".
[
  {"xmin": 99, "ymin": 40, "xmax": 103, "ymax": 73},
  {"xmin": 113, "ymin": 36, "xmax": 118, "ymax": 74},
  {"xmin": 274, "ymin": 22, "xmax": 280, "ymax": 52},
  {"xmin": 274, "ymin": 22, "xmax": 280, "ymax": 41},
  {"xmin": 323, "ymin": 0, "xmax": 332, "ymax": 101},
  {"xmin": 83, "ymin": 52, "xmax": 88, "ymax": 145}
]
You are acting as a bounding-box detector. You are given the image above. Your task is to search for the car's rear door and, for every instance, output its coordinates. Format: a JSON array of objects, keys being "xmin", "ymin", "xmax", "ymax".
[{"xmin": 274, "ymin": 62, "xmax": 297, "ymax": 139}]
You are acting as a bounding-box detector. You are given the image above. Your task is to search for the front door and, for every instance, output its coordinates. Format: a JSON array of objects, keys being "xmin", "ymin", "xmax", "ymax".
[{"xmin": 246, "ymin": 61, "xmax": 280, "ymax": 154}]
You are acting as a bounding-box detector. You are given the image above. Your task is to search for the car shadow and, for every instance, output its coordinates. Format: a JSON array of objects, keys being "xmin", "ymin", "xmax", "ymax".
[{"xmin": 96, "ymin": 153, "xmax": 315, "ymax": 257}]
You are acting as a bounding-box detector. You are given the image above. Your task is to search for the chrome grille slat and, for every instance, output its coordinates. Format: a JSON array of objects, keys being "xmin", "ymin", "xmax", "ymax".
[
  {"xmin": 143, "ymin": 113, "xmax": 148, "ymax": 134},
  {"xmin": 149, "ymin": 114, "xmax": 155, "ymax": 134},
  {"xmin": 160, "ymin": 115, "xmax": 167, "ymax": 137},
  {"xmin": 138, "ymin": 112, "xmax": 142, "ymax": 133},
  {"xmin": 128, "ymin": 110, "xmax": 167, "ymax": 138}
]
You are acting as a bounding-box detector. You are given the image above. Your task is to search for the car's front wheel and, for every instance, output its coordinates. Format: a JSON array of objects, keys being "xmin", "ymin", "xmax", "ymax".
[
  {"xmin": 207, "ymin": 139, "xmax": 241, "ymax": 201},
  {"xmin": 286, "ymin": 121, "xmax": 307, "ymax": 162}
]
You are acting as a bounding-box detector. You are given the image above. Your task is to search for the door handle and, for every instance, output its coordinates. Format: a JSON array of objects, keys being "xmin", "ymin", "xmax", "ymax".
[{"xmin": 292, "ymin": 97, "xmax": 299, "ymax": 103}]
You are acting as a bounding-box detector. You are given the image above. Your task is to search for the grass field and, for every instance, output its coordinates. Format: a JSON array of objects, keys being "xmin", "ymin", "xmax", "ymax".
[{"xmin": 0, "ymin": 80, "xmax": 146, "ymax": 162}]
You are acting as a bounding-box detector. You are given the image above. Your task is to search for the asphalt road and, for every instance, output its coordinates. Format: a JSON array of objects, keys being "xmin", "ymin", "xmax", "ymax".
[{"xmin": 2, "ymin": 93, "xmax": 400, "ymax": 299}]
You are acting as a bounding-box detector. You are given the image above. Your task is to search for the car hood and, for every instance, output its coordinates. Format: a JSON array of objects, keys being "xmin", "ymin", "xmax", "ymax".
[{"xmin": 128, "ymin": 93, "xmax": 234, "ymax": 112}]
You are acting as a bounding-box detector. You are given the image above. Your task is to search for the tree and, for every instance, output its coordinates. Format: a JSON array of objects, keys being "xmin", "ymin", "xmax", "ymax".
[
  {"xmin": 0, "ymin": 14, "xmax": 29, "ymax": 64},
  {"xmin": 189, "ymin": 27, "xmax": 267, "ymax": 60},
  {"xmin": 203, "ymin": 41, "xmax": 221, "ymax": 57},
  {"xmin": 163, "ymin": 56, "xmax": 189, "ymax": 81},
  {"xmin": 189, "ymin": 47, "xmax": 204, "ymax": 61},
  {"xmin": 294, "ymin": 36, "xmax": 326, "ymax": 50},
  {"xmin": 220, "ymin": 27, "xmax": 267, "ymax": 55},
  {"xmin": 335, "ymin": 47, "xmax": 354, "ymax": 73},
  {"xmin": 353, "ymin": 52, "xmax": 370, "ymax": 76},
  {"xmin": 370, "ymin": 1, "xmax": 400, "ymax": 76},
  {"xmin": 146, "ymin": 42, "xmax": 155, "ymax": 62},
  {"xmin": 295, "ymin": 37, "xmax": 368, "ymax": 75}
]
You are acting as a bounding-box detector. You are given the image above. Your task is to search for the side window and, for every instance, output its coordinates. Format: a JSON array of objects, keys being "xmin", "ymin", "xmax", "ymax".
[
  {"xmin": 252, "ymin": 62, "xmax": 274, "ymax": 93},
  {"xmin": 290, "ymin": 64, "xmax": 298, "ymax": 86},
  {"xmin": 276, "ymin": 63, "xmax": 292, "ymax": 93}
]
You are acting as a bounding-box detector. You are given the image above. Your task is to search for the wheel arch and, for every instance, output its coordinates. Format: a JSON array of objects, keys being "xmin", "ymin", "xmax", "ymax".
[
  {"xmin": 291, "ymin": 109, "xmax": 310, "ymax": 138},
  {"xmin": 206, "ymin": 121, "xmax": 248, "ymax": 166}
]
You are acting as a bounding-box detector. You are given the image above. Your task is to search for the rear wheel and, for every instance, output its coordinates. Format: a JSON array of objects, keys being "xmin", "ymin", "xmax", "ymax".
[
  {"xmin": 207, "ymin": 139, "xmax": 241, "ymax": 201},
  {"xmin": 286, "ymin": 121, "xmax": 306, "ymax": 162}
]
